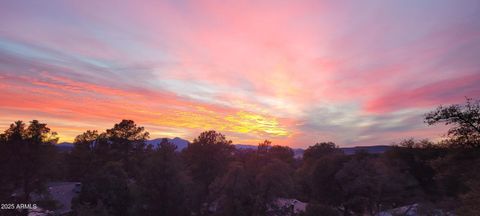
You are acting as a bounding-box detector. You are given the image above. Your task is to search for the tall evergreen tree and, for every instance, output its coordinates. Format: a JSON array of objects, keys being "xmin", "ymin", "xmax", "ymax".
[
  {"xmin": 182, "ymin": 130, "xmax": 235, "ymax": 215},
  {"xmin": 0, "ymin": 120, "xmax": 58, "ymax": 202}
]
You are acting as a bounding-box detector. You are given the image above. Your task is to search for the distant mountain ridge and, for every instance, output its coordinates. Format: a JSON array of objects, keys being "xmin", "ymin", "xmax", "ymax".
[
  {"xmin": 55, "ymin": 138, "xmax": 391, "ymax": 156},
  {"xmin": 340, "ymin": 145, "xmax": 391, "ymax": 155},
  {"xmin": 55, "ymin": 137, "xmax": 190, "ymax": 152},
  {"xmin": 146, "ymin": 137, "xmax": 190, "ymax": 150}
]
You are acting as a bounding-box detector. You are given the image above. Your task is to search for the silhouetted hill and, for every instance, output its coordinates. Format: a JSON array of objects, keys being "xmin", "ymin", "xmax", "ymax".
[
  {"xmin": 55, "ymin": 137, "xmax": 191, "ymax": 152},
  {"xmin": 55, "ymin": 139, "xmax": 391, "ymax": 156},
  {"xmin": 235, "ymin": 144, "xmax": 305, "ymax": 158},
  {"xmin": 234, "ymin": 144, "xmax": 258, "ymax": 150},
  {"xmin": 231, "ymin": 144, "xmax": 391, "ymax": 157},
  {"xmin": 341, "ymin": 145, "xmax": 391, "ymax": 155},
  {"xmin": 146, "ymin": 137, "xmax": 190, "ymax": 150},
  {"xmin": 56, "ymin": 142, "xmax": 74, "ymax": 152}
]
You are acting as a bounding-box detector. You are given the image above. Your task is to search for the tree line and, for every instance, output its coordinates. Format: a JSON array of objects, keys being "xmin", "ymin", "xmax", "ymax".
[{"xmin": 1, "ymin": 99, "xmax": 480, "ymax": 216}]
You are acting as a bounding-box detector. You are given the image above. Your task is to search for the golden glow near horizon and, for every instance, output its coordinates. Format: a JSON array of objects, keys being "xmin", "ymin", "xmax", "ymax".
[
  {"xmin": 225, "ymin": 111, "xmax": 290, "ymax": 137},
  {"xmin": 48, "ymin": 110, "xmax": 291, "ymax": 143},
  {"xmin": 151, "ymin": 109, "xmax": 290, "ymax": 137}
]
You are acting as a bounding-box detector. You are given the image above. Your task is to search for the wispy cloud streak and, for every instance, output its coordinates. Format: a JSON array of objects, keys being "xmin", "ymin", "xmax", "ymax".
[{"xmin": 1, "ymin": 0, "xmax": 479, "ymax": 146}]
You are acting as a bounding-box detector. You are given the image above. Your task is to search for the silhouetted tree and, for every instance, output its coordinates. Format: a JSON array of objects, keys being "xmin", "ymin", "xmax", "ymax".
[
  {"xmin": 430, "ymin": 146, "xmax": 480, "ymax": 208},
  {"xmin": 308, "ymin": 154, "xmax": 346, "ymax": 207},
  {"xmin": 105, "ymin": 120, "xmax": 149, "ymax": 177},
  {"xmin": 302, "ymin": 142, "xmax": 342, "ymax": 162},
  {"xmin": 75, "ymin": 162, "xmax": 131, "ymax": 216},
  {"xmin": 70, "ymin": 120, "xmax": 149, "ymax": 216},
  {"xmin": 67, "ymin": 130, "xmax": 99, "ymax": 181},
  {"xmin": 253, "ymin": 159, "xmax": 295, "ymax": 215},
  {"xmin": 336, "ymin": 152, "xmax": 420, "ymax": 216},
  {"xmin": 4, "ymin": 98, "xmax": 480, "ymax": 216},
  {"xmin": 385, "ymin": 139, "xmax": 446, "ymax": 199},
  {"xmin": 133, "ymin": 139, "xmax": 189, "ymax": 216},
  {"xmin": 425, "ymin": 98, "xmax": 480, "ymax": 147},
  {"xmin": 208, "ymin": 140, "xmax": 296, "ymax": 216},
  {"xmin": 0, "ymin": 126, "xmax": 14, "ymax": 201},
  {"xmin": 296, "ymin": 142, "xmax": 344, "ymax": 203},
  {"xmin": 254, "ymin": 141, "xmax": 296, "ymax": 215},
  {"xmin": 255, "ymin": 140, "xmax": 295, "ymax": 167},
  {"xmin": 257, "ymin": 140, "xmax": 272, "ymax": 156},
  {"xmin": 182, "ymin": 130, "xmax": 235, "ymax": 215},
  {"xmin": 209, "ymin": 161, "xmax": 253, "ymax": 216},
  {"xmin": 423, "ymin": 99, "xmax": 480, "ymax": 212},
  {"xmin": 268, "ymin": 145, "xmax": 295, "ymax": 165},
  {"xmin": 0, "ymin": 120, "xmax": 58, "ymax": 203}
]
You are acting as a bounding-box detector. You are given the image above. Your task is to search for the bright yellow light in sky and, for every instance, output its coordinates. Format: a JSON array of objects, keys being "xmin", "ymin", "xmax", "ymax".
[
  {"xmin": 1, "ymin": 0, "xmax": 476, "ymax": 147},
  {"xmin": 151, "ymin": 108, "xmax": 290, "ymax": 138},
  {"xmin": 225, "ymin": 111, "xmax": 290, "ymax": 136}
]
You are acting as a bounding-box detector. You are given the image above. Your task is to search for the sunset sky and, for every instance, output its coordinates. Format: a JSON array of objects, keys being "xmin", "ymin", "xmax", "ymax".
[{"xmin": 1, "ymin": 0, "xmax": 480, "ymax": 147}]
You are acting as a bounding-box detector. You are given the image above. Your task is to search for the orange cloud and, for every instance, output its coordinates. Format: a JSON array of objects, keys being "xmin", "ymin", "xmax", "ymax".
[
  {"xmin": 1, "ymin": 0, "xmax": 479, "ymax": 147},
  {"xmin": 0, "ymin": 71, "xmax": 295, "ymax": 144}
]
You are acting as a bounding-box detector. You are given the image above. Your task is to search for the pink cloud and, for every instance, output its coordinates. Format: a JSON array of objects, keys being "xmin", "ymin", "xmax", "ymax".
[
  {"xmin": 364, "ymin": 73, "xmax": 480, "ymax": 113},
  {"xmin": 1, "ymin": 0, "xmax": 480, "ymax": 146}
]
